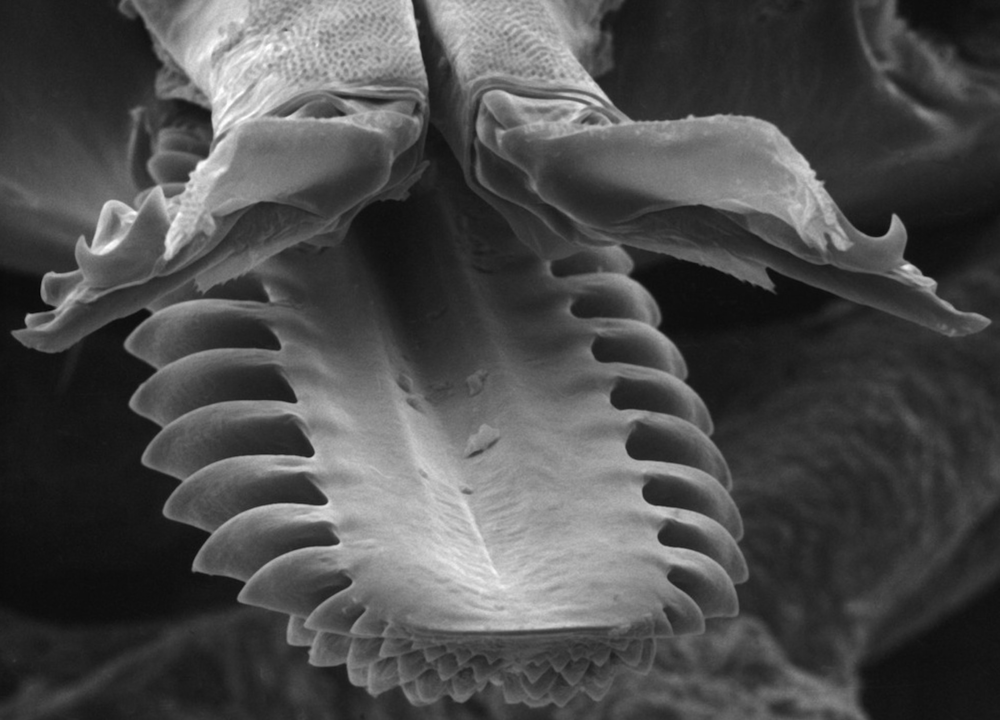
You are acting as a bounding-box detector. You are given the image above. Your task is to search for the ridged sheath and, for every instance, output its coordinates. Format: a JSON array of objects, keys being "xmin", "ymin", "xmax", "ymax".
[{"xmin": 127, "ymin": 160, "xmax": 746, "ymax": 706}]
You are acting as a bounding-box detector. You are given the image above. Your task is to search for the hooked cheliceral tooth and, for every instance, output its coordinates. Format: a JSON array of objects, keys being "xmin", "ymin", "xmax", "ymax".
[
  {"xmin": 16, "ymin": 0, "xmax": 429, "ymax": 353},
  {"xmin": 416, "ymin": 0, "xmax": 988, "ymax": 336}
]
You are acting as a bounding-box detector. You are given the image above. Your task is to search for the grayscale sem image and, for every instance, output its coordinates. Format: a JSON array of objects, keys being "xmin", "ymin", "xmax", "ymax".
[{"xmin": 1, "ymin": 1, "xmax": 999, "ymax": 718}]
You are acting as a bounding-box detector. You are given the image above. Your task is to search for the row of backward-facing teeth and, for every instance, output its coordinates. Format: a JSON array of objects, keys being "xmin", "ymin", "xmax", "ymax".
[{"xmin": 126, "ymin": 232, "xmax": 744, "ymax": 707}]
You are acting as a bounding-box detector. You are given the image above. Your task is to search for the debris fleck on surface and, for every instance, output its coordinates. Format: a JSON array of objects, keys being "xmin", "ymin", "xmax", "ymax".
[
  {"xmin": 463, "ymin": 424, "xmax": 500, "ymax": 457},
  {"xmin": 465, "ymin": 369, "xmax": 488, "ymax": 396},
  {"xmin": 424, "ymin": 380, "xmax": 454, "ymax": 404}
]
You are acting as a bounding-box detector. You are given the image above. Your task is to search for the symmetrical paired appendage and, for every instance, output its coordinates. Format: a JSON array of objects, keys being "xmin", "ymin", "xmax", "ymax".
[
  {"xmin": 14, "ymin": 0, "xmax": 985, "ymax": 354},
  {"xmin": 13, "ymin": 0, "xmax": 989, "ymax": 708}
]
